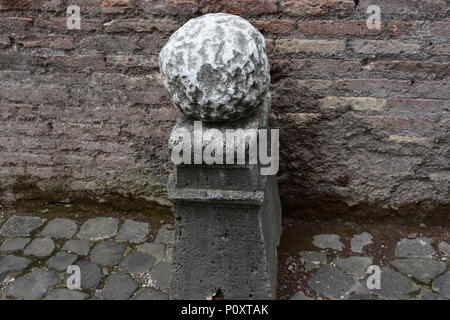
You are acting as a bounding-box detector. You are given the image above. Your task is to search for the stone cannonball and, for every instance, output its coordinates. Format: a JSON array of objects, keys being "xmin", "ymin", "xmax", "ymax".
[{"xmin": 159, "ymin": 13, "xmax": 270, "ymax": 122}]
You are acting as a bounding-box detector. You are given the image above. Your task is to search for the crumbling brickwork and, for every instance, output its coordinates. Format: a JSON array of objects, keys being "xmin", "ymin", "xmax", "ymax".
[{"xmin": 0, "ymin": 0, "xmax": 449, "ymax": 216}]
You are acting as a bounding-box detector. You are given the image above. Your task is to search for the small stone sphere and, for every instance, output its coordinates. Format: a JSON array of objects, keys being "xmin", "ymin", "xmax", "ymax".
[{"xmin": 159, "ymin": 13, "xmax": 270, "ymax": 122}]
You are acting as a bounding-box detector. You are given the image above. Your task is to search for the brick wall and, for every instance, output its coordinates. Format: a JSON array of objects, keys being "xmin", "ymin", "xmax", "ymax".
[{"xmin": 0, "ymin": 0, "xmax": 449, "ymax": 216}]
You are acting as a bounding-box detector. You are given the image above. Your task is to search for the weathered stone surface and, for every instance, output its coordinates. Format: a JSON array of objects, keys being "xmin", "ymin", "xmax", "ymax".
[
  {"xmin": 24, "ymin": 237, "xmax": 55, "ymax": 257},
  {"xmin": 438, "ymin": 241, "xmax": 450, "ymax": 257},
  {"xmin": 312, "ymin": 234, "xmax": 344, "ymax": 251},
  {"xmin": 0, "ymin": 255, "xmax": 31, "ymax": 281},
  {"xmin": 432, "ymin": 271, "xmax": 450, "ymax": 299},
  {"xmin": 0, "ymin": 216, "xmax": 43, "ymax": 237},
  {"xmin": 62, "ymin": 239, "xmax": 90, "ymax": 256},
  {"xmin": 90, "ymin": 241, "xmax": 127, "ymax": 266},
  {"xmin": 154, "ymin": 224, "xmax": 174, "ymax": 245},
  {"xmin": 47, "ymin": 252, "xmax": 78, "ymax": 272},
  {"xmin": 159, "ymin": 13, "xmax": 270, "ymax": 122},
  {"xmin": 8, "ymin": 268, "xmax": 59, "ymax": 300},
  {"xmin": 74, "ymin": 260, "xmax": 102, "ymax": 290},
  {"xmin": 44, "ymin": 288, "xmax": 89, "ymax": 300},
  {"xmin": 308, "ymin": 265, "xmax": 356, "ymax": 299},
  {"xmin": 149, "ymin": 262, "xmax": 171, "ymax": 292},
  {"xmin": 418, "ymin": 288, "xmax": 444, "ymax": 300},
  {"xmin": 289, "ymin": 290, "xmax": 312, "ymax": 300},
  {"xmin": 391, "ymin": 258, "xmax": 446, "ymax": 283},
  {"xmin": 119, "ymin": 252, "xmax": 156, "ymax": 274},
  {"xmin": 350, "ymin": 232, "xmax": 373, "ymax": 253},
  {"xmin": 332, "ymin": 256, "xmax": 373, "ymax": 279},
  {"xmin": 95, "ymin": 273, "xmax": 138, "ymax": 300},
  {"xmin": 77, "ymin": 217, "xmax": 119, "ymax": 240},
  {"xmin": 395, "ymin": 237, "xmax": 436, "ymax": 258},
  {"xmin": 373, "ymin": 267, "xmax": 417, "ymax": 299},
  {"xmin": 136, "ymin": 243, "xmax": 167, "ymax": 262},
  {"xmin": 41, "ymin": 218, "xmax": 77, "ymax": 239},
  {"xmin": 347, "ymin": 293, "xmax": 380, "ymax": 300},
  {"xmin": 298, "ymin": 251, "xmax": 327, "ymax": 271},
  {"xmin": 116, "ymin": 219, "xmax": 149, "ymax": 242},
  {"xmin": 0, "ymin": 238, "xmax": 30, "ymax": 252},
  {"xmin": 133, "ymin": 287, "xmax": 168, "ymax": 300}
]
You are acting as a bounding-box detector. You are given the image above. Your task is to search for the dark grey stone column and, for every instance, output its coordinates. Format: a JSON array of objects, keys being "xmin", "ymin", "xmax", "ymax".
[{"xmin": 159, "ymin": 13, "xmax": 282, "ymax": 300}]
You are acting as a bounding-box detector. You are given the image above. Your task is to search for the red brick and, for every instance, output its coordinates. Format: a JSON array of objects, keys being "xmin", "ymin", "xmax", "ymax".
[
  {"xmin": 16, "ymin": 35, "xmax": 75, "ymax": 50},
  {"xmin": 35, "ymin": 18, "xmax": 102, "ymax": 32},
  {"xmin": 46, "ymin": 56, "xmax": 107, "ymax": 71},
  {"xmin": 138, "ymin": 0, "xmax": 199, "ymax": 15},
  {"xmin": 389, "ymin": 21, "xmax": 450, "ymax": 38},
  {"xmin": 411, "ymin": 82, "xmax": 450, "ymax": 100},
  {"xmin": 369, "ymin": 60, "xmax": 450, "ymax": 76},
  {"xmin": 97, "ymin": 0, "xmax": 133, "ymax": 13},
  {"xmin": 104, "ymin": 19, "xmax": 180, "ymax": 33},
  {"xmin": 0, "ymin": 87, "xmax": 69, "ymax": 104},
  {"xmin": 335, "ymin": 79, "xmax": 411, "ymax": 97},
  {"xmin": 281, "ymin": 0, "xmax": 354, "ymax": 17},
  {"xmin": 359, "ymin": 115, "xmax": 435, "ymax": 133},
  {"xmin": 271, "ymin": 59, "xmax": 362, "ymax": 78},
  {"xmin": 0, "ymin": 17, "xmax": 33, "ymax": 31},
  {"xmin": 389, "ymin": 99, "xmax": 450, "ymax": 115},
  {"xmin": 0, "ymin": 0, "xmax": 64, "ymax": 11},
  {"xmin": 428, "ymin": 44, "xmax": 450, "ymax": 56},
  {"xmin": 0, "ymin": 36, "xmax": 11, "ymax": 48},
  {"xmin": 200, "ymin": 0, "xmax": 278, "ymax": 15},
  {"xmin": 299, "ymin": 20, "xmax": 384, "ymax": 36},
  {"xmin": 251, "ymin": 20, "xmax": 297, "ymax": 35},
  {"xmin": 358, "ymin": 0, "xmax": 446, "ymax": 19}
]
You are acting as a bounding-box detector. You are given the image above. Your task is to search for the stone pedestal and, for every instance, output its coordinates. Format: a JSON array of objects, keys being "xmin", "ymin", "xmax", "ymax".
[
  {"xmin": 167, "ymin": 98, "xmax": 281, "ymax": 299},
  {"xmin": 159, "ymin": 13, "xmax": 282, "ymax": 300}
]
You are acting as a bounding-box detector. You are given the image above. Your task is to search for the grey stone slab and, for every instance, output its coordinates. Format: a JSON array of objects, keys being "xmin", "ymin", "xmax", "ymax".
[
  {"xmin": 90, "ymin": 241, "xmax": 127, "ymax": 266},
  {"xmin": 74, "ymin": 260, "xmax": 102, "ymax": 290},
  {"xmin": 119, "ymin": 252, "xmax": 156, "ymax": 274},
  {"xmin": 432, "ymin": 271, "xmax": 450, "ymax": 299},
  {"xmin": 289, "ymin": 291, "xmax": 312, "ymax": 300},
  {"xmin": 0, "ymin": 216, "xmax": 44, "ymax": 237},
  {"xmin": 154, "ymin": 224, "xmax": 175, "ymax": 245},
  {"xmin": 438, "ymin": 241, "xmax": 450, "ymax": 257},
  {"xmin": 133, "ymin": 287, "xmax": 168, "ymax": 300},
  {"xmin": 95, "ymin": 273, "xmax": 138, "ymax": 300},
  {"xmin": 418, "ymin": 288, "xmax": 444, "ymax": 300},
  {"xmin": 395, "ymin": 237, "xmax": 436, "ymax": 259},
  {"xmin": 312, "ymin": 234, "xmax": 344, "ymax": 251},
  {"xmin": 298, "ymin": 251, "xmax": 327, "ymax": 272},
  {"xmin": 350, "ymin": 232, "xmax": 373, "ymax": 253},
  {"xmin": 62, "ymin": 239, "xmax": 90, "ymax": 256},
  {"xmin": 307, "ymin": 265, "xmax": 356, "ymax": 299},
  {"xmin": 44, "ymin": 288, "xmax": 89, "ymax": 300},
  {"xmin": 149, "ymin": 261, "xmax": 171, "ymax": 292},
  {"xmin": 391, "ymin": 258, "xmax": 446, "ymax": 283},
  {"xmin": 77, "ymin": 217, "xmax": 119, "ymax": 240},
  {"xmin": 8, "ymin": 268, "xmax": 59, "ymax": 300},
  {"xmin": 332, "ymin": 256, "xmax": 373, "ymax": 279},
  {"xmin": 116, "ymin": 219, "xmax": 149, "ymax": 243},
  {"xmin": 41, "ymin": 218, "xmax": 77, "ymax": 239},
  {"xmin": 24, "ymin": 237, "xmax": 55, "ymax": 257},
  {"xmin": 372, "ymin": 267, "xmax": 417, "ymax": 299},
  {"xmin": 347, "ymin": 293, "xmax": 380, "ymax": 300},
  {"xmin": 0, "ymin": 255, "xmax": 31, "ymax": 281},
  {"xmin": 0, "ymin": 238, "xmax": 30, "ymax": 252},
  {"xmin": 47, "ymin": 252, "xmax": 78, "ymax": 272},
  {"xmin": 136, "ymin": 242, "xmax": 167, "ymax": 262}
]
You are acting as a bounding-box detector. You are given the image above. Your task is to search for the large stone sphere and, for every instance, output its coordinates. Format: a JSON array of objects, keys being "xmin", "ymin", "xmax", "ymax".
[{"xmin": 159, "ymin": 13, "xmax": 270, "ymax": 122}]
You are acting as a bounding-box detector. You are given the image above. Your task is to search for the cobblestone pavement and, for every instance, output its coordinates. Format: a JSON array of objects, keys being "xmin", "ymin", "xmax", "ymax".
[
  {"xmin": 0, "ymin": 214, "xmax": 173, "ymax": 300},
  {"xmin": 283, "ymin": 227, "xmax": 450, "ymax": 300},
  {"xmin": 1, "ymin": 214, "xmax": 449, "ymax": 300}
]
